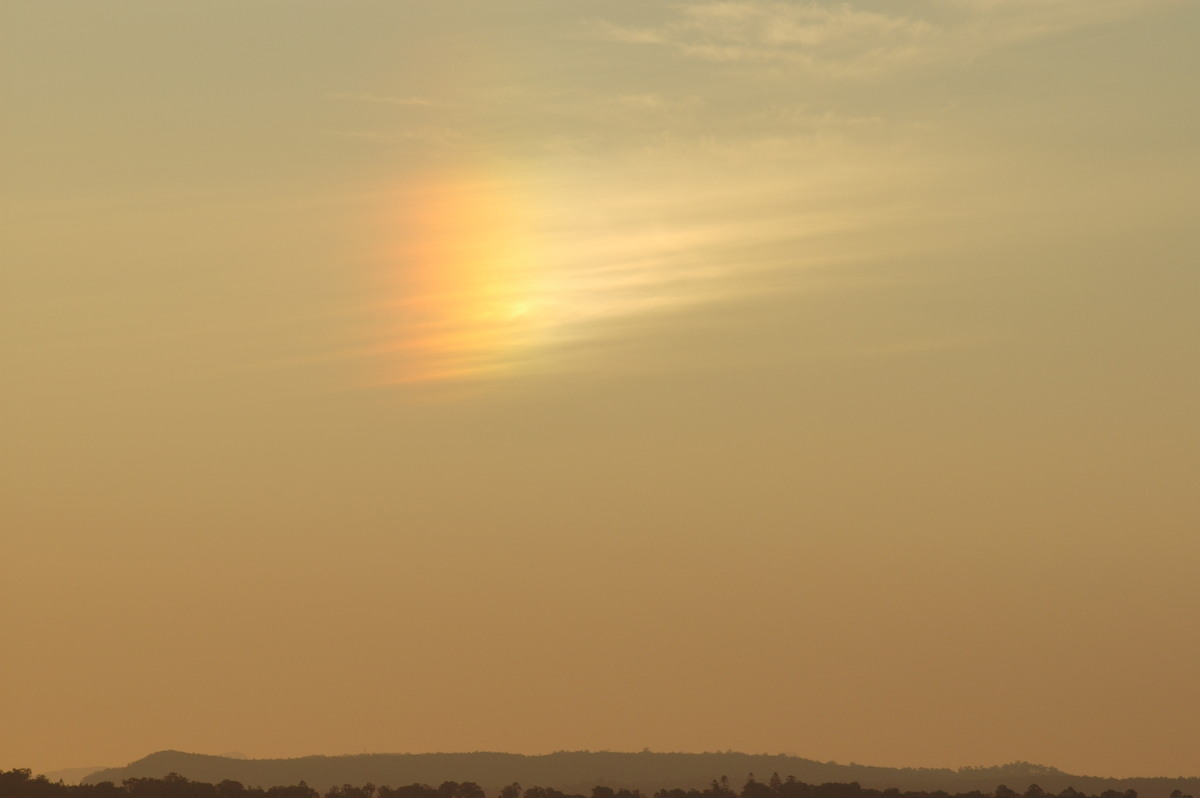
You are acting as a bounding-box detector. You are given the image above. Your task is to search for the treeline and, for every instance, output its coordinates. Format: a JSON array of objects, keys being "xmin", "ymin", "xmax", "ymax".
[{"xmin": 2, "ymin": 770, "xmax": 1196, "ymax": 798}]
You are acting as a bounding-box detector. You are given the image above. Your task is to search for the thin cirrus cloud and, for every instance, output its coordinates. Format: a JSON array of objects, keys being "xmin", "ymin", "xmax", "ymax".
[
  {"xmin": 348, "ymin": 0, "xmax": 1184, "ymax": 389},
  {"xmin": 591, "ymin": 0, "xmax": 1181, "ymax": 77},
  {"xmin": 592, "ymin": 4, "xmax": 934, "ymax": 77},
  {"xmin": 368, "ymin": 142, "xmax": 944, "ymax": 387}
]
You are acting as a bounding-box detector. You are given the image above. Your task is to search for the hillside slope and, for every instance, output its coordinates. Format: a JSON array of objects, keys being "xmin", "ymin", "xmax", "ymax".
[{"xmin": 81, "ymin": 751, "xmax": 1200, "ymax": 798}]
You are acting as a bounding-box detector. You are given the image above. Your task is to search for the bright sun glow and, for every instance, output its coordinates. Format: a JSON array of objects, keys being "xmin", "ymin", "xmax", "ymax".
[
  {"xmin": 385, "ymin": 171, "xmax": 552, "ymax": 384},
  {"xmin": 378, "ymin": 161, "xmax": 817, "ymax": 385}
]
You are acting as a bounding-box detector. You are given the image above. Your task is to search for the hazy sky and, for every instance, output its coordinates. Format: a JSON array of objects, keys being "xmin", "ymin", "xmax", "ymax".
[{"xmin": 3, "ymin": 0, "xmax": 1198, "ymax": 780}]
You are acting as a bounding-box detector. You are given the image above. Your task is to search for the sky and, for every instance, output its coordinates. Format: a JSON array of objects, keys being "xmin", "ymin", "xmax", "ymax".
[{"xmin": 2, "ymin": 0, "xmax": 1199, "ymax": 781}]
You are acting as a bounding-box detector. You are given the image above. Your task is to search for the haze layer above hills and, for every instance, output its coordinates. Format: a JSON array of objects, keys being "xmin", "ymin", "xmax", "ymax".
[{"xmin": 79, "ymin": 752, "xmax": 1200, "ymax": 798}]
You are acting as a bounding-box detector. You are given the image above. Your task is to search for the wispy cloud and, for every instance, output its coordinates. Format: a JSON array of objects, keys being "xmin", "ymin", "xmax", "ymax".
[
  {"xmin": 366, "ymin": 135, "xmax": 959, "ymax": 386},
  {"xmin": 340, "ymin": 0, "xmax": 1187, "ymax": 388},
  {"xmin": 592, "ymin": 0, "xmax": 1180, "ymax": 77}
]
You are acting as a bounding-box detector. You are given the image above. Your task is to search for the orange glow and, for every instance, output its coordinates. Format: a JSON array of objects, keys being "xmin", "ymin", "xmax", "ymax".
[{"xmin": 386, "ymin": 171, "xmax": 543, "ymax": 383}]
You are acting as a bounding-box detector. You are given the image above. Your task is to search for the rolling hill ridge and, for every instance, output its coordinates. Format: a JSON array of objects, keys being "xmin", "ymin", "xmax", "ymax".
[{"xmin": 80, "ymin": 751, "xmax": 1200, "ymax": 798}]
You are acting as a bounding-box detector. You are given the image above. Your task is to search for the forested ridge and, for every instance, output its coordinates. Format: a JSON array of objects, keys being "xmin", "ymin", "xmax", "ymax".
[
  {"xmin": 72, "ymin": 751, "xmax": 1200, "ymax": 798},
  {"xmin": 4, "ymin": 769, "xmax": 1198, "ymax": 798}
]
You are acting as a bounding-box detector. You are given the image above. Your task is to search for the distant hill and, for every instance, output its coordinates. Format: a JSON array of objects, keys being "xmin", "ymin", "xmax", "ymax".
[
  {"xmin": 81, "ymin": 751, "xmax": 1200, "ymax": 798},
  {"xmin": 38, "ymin": 767, "xmax": 111, "ymax": 786}
]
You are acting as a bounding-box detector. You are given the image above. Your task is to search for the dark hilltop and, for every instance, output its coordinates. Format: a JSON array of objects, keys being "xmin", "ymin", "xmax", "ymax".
[{"xmin": 75, "ymin": 751, "xmax": 1200, "ymax": 798}]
